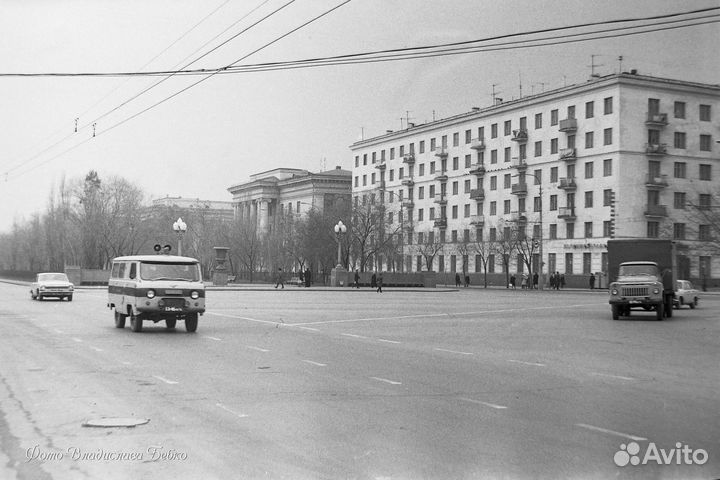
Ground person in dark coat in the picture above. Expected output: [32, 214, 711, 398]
[371, 272, 377, 288]
[455, 273, 461, 287]
[274, 268, 284, 289]
[304, 268, 312, 287]
[354, 269, 360, 289]
[559, 274, 565, 289]
[510, 274, 516, 289]
[589, 273, 596, 290]
[532, 272, 539, 289]
[464, 274, 470, 288]
[376, 272, 383, 293]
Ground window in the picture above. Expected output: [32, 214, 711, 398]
[354, 176, 359, 187]
[700, 134, 712, 152]
[534, 141, 542, 157]
[535, 113, 542, 129]
[584, 161, 594, 179]
[453, 132, 459, 147]
[504, 120, 511, 136]
[647, 221, 659, 238]
[550, 138, 558, 154]
[504, 174, 512, 189]
[452, 157, 459, 170]
[603, 159, 612, 176]
[478, 126, 485, 139]
[464, 204, 471, 218]
[603, 221, 612, 237]
[451, 205, 458, 219]
[699, 225, 711, 241]
[674, 132, 686, 149]
[648, 160, 661, 178]
[354, 156, 359, 167]
[362, 174, 367, 186]
[648, 129, 660, 145]
[566, 223, 575, 239]
[490, 176, 497, 190]
[519, 197, 526, 213]
[674, 192, 686, 209]
[549, 194, 558, 211]
[465, 154, 471, 168]
[464, 179, 471, 193]
[419, 164, 425, 177]
[430, 138, 436, 151]
[451, 230, 458, 243]
[429, 185, 435, 198]
[399, 145, 405, 157]
[603, 128, 612, 145]
[489, 228, 497, 241]
[452, 181, 458, 195]
[490, 149, 498, 164]
[603, 189, 613, 206]
[567, 134, 575, 149]
[491, 123, 498, 138]
[674, 162, 686, 178]
[476, 227, 483, 243]
[604, 96, 613, 114]
[490, 201, 497, 215]
[699, 193, 712, 209]
[648, 98, 660, 115]
[673, 223, 686, 240]
[390, 148, 395, 160]
[567, 105, 576, 119]
[533, 196, 541, 212]
[519, 116, 527, 130]
[585, 101, 594, 119]
[429, 207, 435, 220]
[565, 253, 574, 274]
[419, 140, 425, 153]
[441, 135, 447, 147]
[504, 199, 511, 214]
[418, 186, 424, 199]
[550, 109, 558, 125]
[583, 253, 592, 274]
[699, 164, 712, 180]
[700, 104, 711, 121]
[399, 167, 404, 179]
[363, 154, 368, 165]
[465, 130, 472, 144]
[504, 147, 511, 163]
[550, 166, 559, 183]
[674, 101, 686, 119]
[389, 170, 394, 182]
[585, 191, 593, 208]
[430, 161, 436, 174]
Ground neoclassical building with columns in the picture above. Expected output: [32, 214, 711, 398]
[227, 166, 352, 236]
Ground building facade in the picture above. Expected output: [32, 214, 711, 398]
[227, 167, 352, 236]
[150, 196, 235, 222]
[350, 72, 719, 284]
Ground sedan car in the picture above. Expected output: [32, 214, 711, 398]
[673, 279, 699, 309]
[30, 273, 74, 301]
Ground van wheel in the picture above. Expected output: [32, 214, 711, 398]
[130, 312, 143, 332]
[166, 318, 177, 329]
[114, 310, 126, 328]
[185, 313, 198, 333]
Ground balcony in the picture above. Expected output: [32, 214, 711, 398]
[433, 194, 447, 205]
[434, 217, 448, 229]
[469, 163, 486, 176]
[434, 171, 448, 182]
[511, 129, 528, 143]
[559, 147, 577, 162]
[374, 161, 386, 170]
[402, 199, 414, 209]
[470, 214, 485, 226]
[645, 143, 667, 156]
[401, 178, 414, 187]
[510, 213, 527, 225]
[558, 118, 577, 132]
[434, 145, 448, 158]
[645, 112, 668, 126]
[558, 207, 576, 220]
[402, 154, 415, 165]
[558, 177, 577, 190]
[645, 174, 668, 188]
[470, 138, 486, 150]
[511, 183, 528, 195]
[514, 160, 528, 171]
[644, 204, 668, 217]
[470, 188, 485, 200]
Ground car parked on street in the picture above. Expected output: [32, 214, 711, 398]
[30, 273, 74, 301]
[674, 280, 699, 309]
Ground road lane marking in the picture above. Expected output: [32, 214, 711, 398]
[90, 346, 103, 352]
[216, 403, 249, 418]
[377, 339, 401, 344]
[296, 326, 320, 332]
[153, 375, 179, 385]
[341, 333, 368, 339]
[206, 311, 281, 326]
[72, 337, 83, 343]
[370, 376, 402, 385]
[121, 361, 132, 366]
[246, 346, 269, 352]
[590, 372, 635, 381]
[434, 347, 474, 355]
[54, 329, 64, 334]
[458, 397, 508, 409]
[575, 423, 647, 441]
[203, 336, 222, 341]
[508, 359, 546, 367]
[302, 360, 327, 367]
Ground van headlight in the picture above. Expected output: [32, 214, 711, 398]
[146, 290, 156, 299]
[191, 291, 199, 299]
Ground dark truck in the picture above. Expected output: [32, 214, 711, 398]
[607, 239, 676, 320]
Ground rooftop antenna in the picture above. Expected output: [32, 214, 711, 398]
[617, 55, 624, 73]
[531, 82, 547, 95]
[491, 84, 501, 104]
[588, 54, 604, 78]
[405, 110, 414, 128]
[518, 72, 523, 99]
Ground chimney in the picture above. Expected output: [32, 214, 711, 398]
[335, 166, 341, 170]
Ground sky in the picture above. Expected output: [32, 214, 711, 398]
[0, 0, 718, 232]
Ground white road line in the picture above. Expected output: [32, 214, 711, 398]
[508, 359, 546, 367]
[121, 361, 132, 366]
[246, 346, 269, 352]
[370, 376, 402, 385]
[90, 346, 103, 352]
[590, 372, 635, 381]
[153, 375, 179, 385]
[72, 337, 82, 343]
[296, 326, 320, 332]
[575, 423, 647, 441]
[206, 311, 280, 326]
[458, 397, 508, 409]
[302, 360, 327, 367]
[341, 333, 368, 339]
[203, 336, 222, 341]
[434, 347, 474, 355]
[54, 329, 64, 334]
[377, 339, 401, 344]
[216, 403, 249, 418]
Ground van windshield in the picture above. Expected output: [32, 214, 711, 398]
[139, 262, 200, 281]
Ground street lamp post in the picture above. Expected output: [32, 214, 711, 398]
[513, 173, 544, 290]
[172, 217, 187, 256]
[331, 220, 348, 286]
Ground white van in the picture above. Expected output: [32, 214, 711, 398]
[107, 255, 206, 333]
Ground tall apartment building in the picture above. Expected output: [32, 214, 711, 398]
[350, 72, 719, 284]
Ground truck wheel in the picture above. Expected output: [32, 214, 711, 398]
[185, 313, 198, 333]
[130, 312, 143, 332]
[656, 302, 664, 320]
[665, 298, 673, 318]
[611, 305, 620, 320]
[166, 318, 177, 329]
[114, 310, 126, 328]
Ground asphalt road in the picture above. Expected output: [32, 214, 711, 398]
[0, 282, 718, 480]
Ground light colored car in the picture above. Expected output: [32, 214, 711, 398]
[674, 280, 699, 309]
[30, 273, 74, 301]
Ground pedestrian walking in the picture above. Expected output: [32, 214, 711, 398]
[533, 272, 539, 290]
[304, 268, 312, 287]
[274, 268, 284, 289]
[464, 274, 470, 288]
[560, 274, 565, 289]
[376, 272, 383, 293]
[555, 272, 561, 290]
[371, 272, 377, 288]
[354, 269, 360, 289]
[589, 273, 595, 289]
[521, 273, 528, 290]
[549, 272, 556, 289]
[510, 274, 516, 289]
[455, 273, 461, 287]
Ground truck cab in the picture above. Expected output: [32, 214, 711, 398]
[609, 261, 674, 320]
